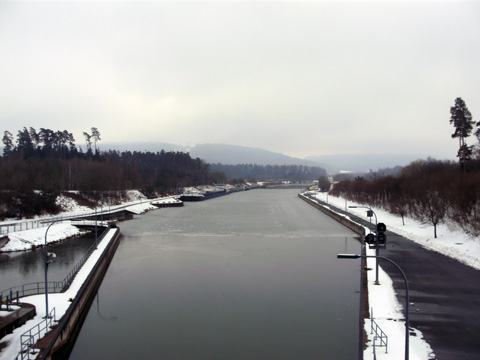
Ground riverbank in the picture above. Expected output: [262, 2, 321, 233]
[0, 227, 119, 359]
[300, 192, 435, 359]
[306, 190, 480, 360]
[0, 191, 177, 253]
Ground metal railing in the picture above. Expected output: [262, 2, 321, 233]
[0, 282, 64, 308]
[371, 308, 388, 356]
[15, 307, 56, 360]
[7, 227, 114, 360]
[0, 215, 80, 237]
[0, 226, 109, 305]
[0, 197, 152, 236]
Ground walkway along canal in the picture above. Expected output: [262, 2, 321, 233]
[303, 191, 480, 360]
[68, 189, 363, 360]
[0, 226, 121, 360]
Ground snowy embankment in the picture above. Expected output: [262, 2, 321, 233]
[311, 191, 480, 271]
[309, 191, 480, 360]
[0, 228, 117, 360]
[1, 223, 86, 253]
[363, 241, 435, 360]
[0, 190, 164, 253]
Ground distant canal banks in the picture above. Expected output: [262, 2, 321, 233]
[69, 188, 362, 360]
[2, 187, 362, 360]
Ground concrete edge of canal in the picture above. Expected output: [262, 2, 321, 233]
[36, 227, 121, 360]
[298, 193, 369, 360]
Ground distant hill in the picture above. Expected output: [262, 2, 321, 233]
[102, 142, 320, 166]
[189, 143, 321, 166]
[305, 153, 425, 173]
[101, 142, 424, 172]
[101, 141, 186, 153]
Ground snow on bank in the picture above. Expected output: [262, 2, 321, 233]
[125, 202, 158, 214]
[2, 190, 148, 224]
[0, 229, 117, 360]
[0, 191, 165, 253]
[363, 244, 435, 360]
[2, 223, 86, 252]
[55, 193, 93, 214]
[312, 191, 480, 271]
[305, 192, 438, 359]
[309, 190, 480, 359]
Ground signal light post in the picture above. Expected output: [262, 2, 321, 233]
[349, 205, 388, 284]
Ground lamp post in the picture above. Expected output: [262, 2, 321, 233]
[176, 182, 184, 196]
[107, 187, 120, 214]
[340, 187, 348, 213]
[337, 253, 410, 360]
[349, 205, 377, 225]
[94, 192, 98, 249]
[44, 220, 62, 318]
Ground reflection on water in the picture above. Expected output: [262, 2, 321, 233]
[68, 189, 362, 359]
[0, 233, 97, 291]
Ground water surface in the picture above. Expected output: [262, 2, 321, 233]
[69, 189, 361, 359]
[0, 233, 97, 291]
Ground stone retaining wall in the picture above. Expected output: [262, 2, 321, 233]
[298, 193, 365, 236]
[37, 227, 121, 360]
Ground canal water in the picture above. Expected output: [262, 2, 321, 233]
[68, 189, 362, 360]
[0, 232, 97, 292]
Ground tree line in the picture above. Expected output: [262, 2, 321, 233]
[2, 127, 103, 159]
[0, 126, 228, 219]
[328, 98, 480, 238]
[210, 163, 327, 183]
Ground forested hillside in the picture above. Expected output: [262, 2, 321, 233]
[330, 158, 480, 237]
[0, 127, 227, 219]
[211, 163, 326, 182]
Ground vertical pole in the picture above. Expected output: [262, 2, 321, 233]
[95, 196, 98, 249]
[95, 202, 98, 249]
[45, 233, 49, 317]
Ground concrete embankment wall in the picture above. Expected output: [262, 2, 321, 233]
[38, 227, 121, 360]
[299, 193, 368, 359]
[298, 193, 365, 236]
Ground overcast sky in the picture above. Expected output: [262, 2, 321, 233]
[1, 1, 479, 159]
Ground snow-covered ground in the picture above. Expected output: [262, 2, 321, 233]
[311, 191, 480, 271]
[308, 190, 480, 360]
[0, 190, 169, 253]
[1, 223, 87, 253]
[0, 228, 118, 360]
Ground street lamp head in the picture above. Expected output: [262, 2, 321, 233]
[337, 254, 361, 259]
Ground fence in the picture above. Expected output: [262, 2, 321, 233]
[0, 198, 146, 237]
[1, 226, 109, 306]
[370, 308, 388, 357]
[7, 227, 112, 360]
[16, 308, 56, 360]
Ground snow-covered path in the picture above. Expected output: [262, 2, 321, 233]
[0, 228, 118, 360]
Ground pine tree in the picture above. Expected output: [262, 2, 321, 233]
[91, 127, 101, 155]
[2, 130, 14, 156]
[450, 97, 474, 170]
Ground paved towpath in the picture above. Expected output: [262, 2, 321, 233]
[305, 194, 480, 360]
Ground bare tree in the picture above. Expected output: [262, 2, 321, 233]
[413, 190, 447, 238]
